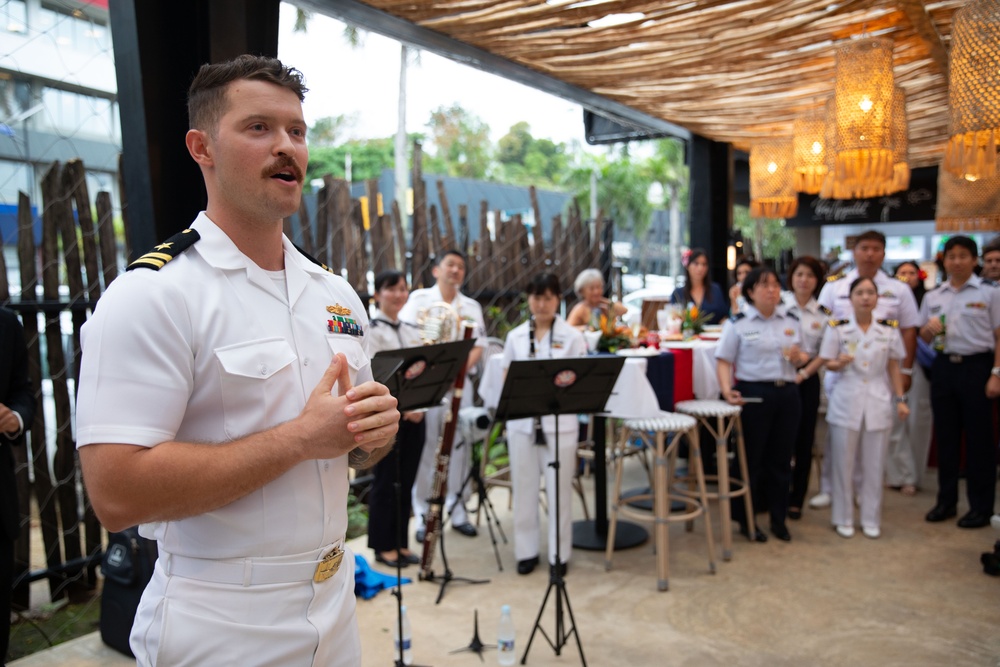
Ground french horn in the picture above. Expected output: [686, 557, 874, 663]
[417, 301, 460, 345]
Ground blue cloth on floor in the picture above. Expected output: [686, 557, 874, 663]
[354, 554, 411, 600]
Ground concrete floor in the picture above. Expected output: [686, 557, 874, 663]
[9, 461, 1000, 667]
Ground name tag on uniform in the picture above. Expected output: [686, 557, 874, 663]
[966, 302, 987, 310]
[929, 305, 942, 314]
[741, 330, 761, 341]
[552, 338, 565, 349]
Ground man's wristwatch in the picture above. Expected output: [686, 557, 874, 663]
[900, 367, 913, 376]
[894, 395, 908, 405]
[991, 366, 1000, 378]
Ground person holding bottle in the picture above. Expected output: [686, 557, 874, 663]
[919, 236, 1000, 529]
[716, 265, 807, 542]
[501, 273, 587, 575]
[820, 276, 909, 539]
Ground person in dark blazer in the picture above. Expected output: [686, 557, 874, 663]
[1, 307, 35, 666]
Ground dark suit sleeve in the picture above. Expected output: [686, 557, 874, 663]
[2, 309, 35, 433]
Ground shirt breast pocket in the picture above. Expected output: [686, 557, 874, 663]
[326, 335, 370, 392]
[215, 338, 297, 439]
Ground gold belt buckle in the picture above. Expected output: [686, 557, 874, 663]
[314, 547, 344, 583]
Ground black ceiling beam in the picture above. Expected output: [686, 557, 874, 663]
[294, 0, 691, 143]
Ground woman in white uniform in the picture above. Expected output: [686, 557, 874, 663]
[501, 273, 587, 575]
[819, 276, 909, 539]
[367, 270, 425, 567]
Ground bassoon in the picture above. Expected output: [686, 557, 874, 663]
[419, 321, 475, 579]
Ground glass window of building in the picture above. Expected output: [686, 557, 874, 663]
[37, 3, 111, 55]
[0, 158, 32, 208]
[38, 86, 119, 142]
[2, 0, 27, 34]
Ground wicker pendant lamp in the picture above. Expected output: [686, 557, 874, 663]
[750, 137, 797, 219]
[888, 85, 910, 193]
[833, 37, 895, 188]
[936, 167, 1000, 231]
[793, 106, 828, 194]
[944, 0, 1000, 182]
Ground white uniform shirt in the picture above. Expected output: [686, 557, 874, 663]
[369, 310, 422, 354]
[918, 275, 1000, 355]
[398, 284, 487, 349]
[715, 305, 802, 382]
[782, 292, 829, 358]
[76, 213, 372, 559]
[501, 317, 588, 434]
[819, 318, 905, 431]
[818, 269, 920, 328]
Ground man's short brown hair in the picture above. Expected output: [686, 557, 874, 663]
[187, 54, 308, 133]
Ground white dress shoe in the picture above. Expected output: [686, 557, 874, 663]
[991, 514, 1000, 530]
[809, 493, 831, 509]
[835, 524, 855, 538]
[862, 525, 880, 539]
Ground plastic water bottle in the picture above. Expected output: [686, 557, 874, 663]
[394, 604, 413, 665]
[497, 604, 516, 665]
[933, 314, 947, 352]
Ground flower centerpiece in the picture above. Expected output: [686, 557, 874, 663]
[681, 302, 710, 338]
[596, 313, 633, 353]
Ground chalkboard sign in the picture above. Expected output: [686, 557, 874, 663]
[786, 166, 937, 227]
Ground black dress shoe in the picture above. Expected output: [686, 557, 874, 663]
[414, 529, 426, 543]
[374, 552, 409, 568]
[788, 507, 802, 521]
[739, 524, 768, 543]
[770, 522, 792, 542]
[452, 523, 478, 537]
[925, 504, 957, 522]
[517, 556, 539, 575]
[401, 552, 420, 565]
[957, 510, 991, 528]
[550, 561, 568, 577]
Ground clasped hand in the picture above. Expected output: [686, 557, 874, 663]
[825, 353, 854, 372]
[298, 353, 399, 461]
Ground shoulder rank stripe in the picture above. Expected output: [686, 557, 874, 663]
[829, 318, 849, 327]
[877, 318, 899, 328]
[127, 229, 200, 271]
[294, 243, 335, 274]
[729, 312, 746, 322]
[826, 273, 844, 282]
[785, 311, 799, 321]
[819, 305, 832, 316]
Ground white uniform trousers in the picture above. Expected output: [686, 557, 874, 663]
[412, 402, 472, 532]
[132, 546, 360, 666]
[818, 373, 862, 497]
[829, 419, 890, 530]
[884, 367, 932, 488]
[508, 427, 577, 564]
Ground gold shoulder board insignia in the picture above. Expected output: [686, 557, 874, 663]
[878, 319, 899, 328]
[327, 304, 352, 316]
[127, 229, 200, 271]
[826, 273, 843, 283]
[819, 305, 832, 316]
[830, 318, 849, 327]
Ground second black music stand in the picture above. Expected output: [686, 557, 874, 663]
[373, 337, 476, 667]
[494, 355, 624, 667]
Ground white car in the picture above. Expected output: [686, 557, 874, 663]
[621, 281, 678, 323]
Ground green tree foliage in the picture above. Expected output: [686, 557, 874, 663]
[646, 138, 688, 212]
[306, 138, 396, 187]
[496, 122, 569, 187]
[564, 148, 654, 236]
[425, 104, 492, 179]
[733, 206, 796, 261]
[308, 114, 356, 147]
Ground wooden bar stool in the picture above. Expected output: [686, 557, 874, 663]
[605, 410, 716, 591]
[674, 400, 754, 561]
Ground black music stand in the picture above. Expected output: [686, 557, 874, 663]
[373, 338, 476, 667]
[495, 355, 624, 667]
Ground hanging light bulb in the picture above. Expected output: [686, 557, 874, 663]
[833, 37, 895, 189]
[793, 104, 829, 194]
[750, 137, 797, 219]
[944, 0, 1000, 181]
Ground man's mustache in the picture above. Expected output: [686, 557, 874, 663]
[262, 156, 304, 183]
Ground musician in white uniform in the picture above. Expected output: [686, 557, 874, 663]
[400, 250, 487, 540]
[819, 276, 909, 539]
[810, 231, 919, 509]
[75, 56, 399, 666]
[501, 273, 587, 575]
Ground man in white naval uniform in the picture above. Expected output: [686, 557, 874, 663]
[399, 250, 487, 540]
[76, 55, 399, 667]
[809, 231, 919, 509]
